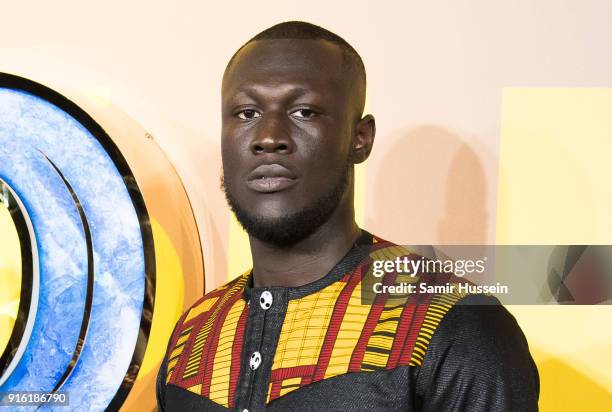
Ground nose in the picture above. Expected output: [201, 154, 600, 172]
[250, 113, 295, 155]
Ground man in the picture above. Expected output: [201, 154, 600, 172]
[157, 21, 539, 411]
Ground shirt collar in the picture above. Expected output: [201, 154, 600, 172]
[242, 229, 374, 301]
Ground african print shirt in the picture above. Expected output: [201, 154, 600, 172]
[157, 230, 539, 411]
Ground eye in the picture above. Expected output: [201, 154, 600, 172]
[291, 108, 317, 119]
[237, 109, 261, 120]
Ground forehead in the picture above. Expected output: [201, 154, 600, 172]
[222, 39, 346, 98]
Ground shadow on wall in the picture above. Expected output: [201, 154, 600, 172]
[367, 125, 492, 245]
[367, 125, 612, 410]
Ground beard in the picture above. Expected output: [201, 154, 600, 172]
[221, 158, 352, 248]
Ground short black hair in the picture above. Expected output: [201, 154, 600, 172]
[224, 21, 367, 116]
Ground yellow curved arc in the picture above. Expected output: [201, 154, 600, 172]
[137, 218, 185, 378]
[0, 203, 22, 355]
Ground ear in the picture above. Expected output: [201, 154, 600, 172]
[351, 114, 376, 164]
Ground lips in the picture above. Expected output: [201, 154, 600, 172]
[246, 164, 298, 193]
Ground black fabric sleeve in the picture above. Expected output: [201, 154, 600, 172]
[415, 294, 540, 411]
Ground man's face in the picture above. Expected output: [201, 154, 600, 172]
[221, 39, 357, 246]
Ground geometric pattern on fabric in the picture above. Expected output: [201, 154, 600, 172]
[165, 272, 250, 408]
[409, 291, 468, 366]
[164, 235, 472, 407]
[265, 237, 470, 403]
[271, 280, 346, 371]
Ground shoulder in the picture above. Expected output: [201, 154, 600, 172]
[431, 294, 526, 343]
[162, 272, 250, 369]
[416, 294, 540, 411]
[363, 236, 537, 377]
[171, 271, 250, 339]
[356, 235, 485, 367]
[422, 294, 534, 364]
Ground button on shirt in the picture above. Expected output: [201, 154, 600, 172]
[259, 291, 273, 310]
[157, 230, 539, 411]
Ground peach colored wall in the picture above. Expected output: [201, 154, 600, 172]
[3, 1, 610, 288]
[2, 2, 612, 410]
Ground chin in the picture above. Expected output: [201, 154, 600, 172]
[251, 210, 298, 226]
[248, 198, 302, 219]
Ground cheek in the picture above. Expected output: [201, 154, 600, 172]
[299, 152, 347, 195]
[221, 156, 243, 191]
[298, 121, 351, 158]
[220, 146, 233, 175]
[221, 136, 247, 176]
[304, 137, 351, 172]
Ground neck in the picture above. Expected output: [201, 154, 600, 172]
[249, 195, 360, 288]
